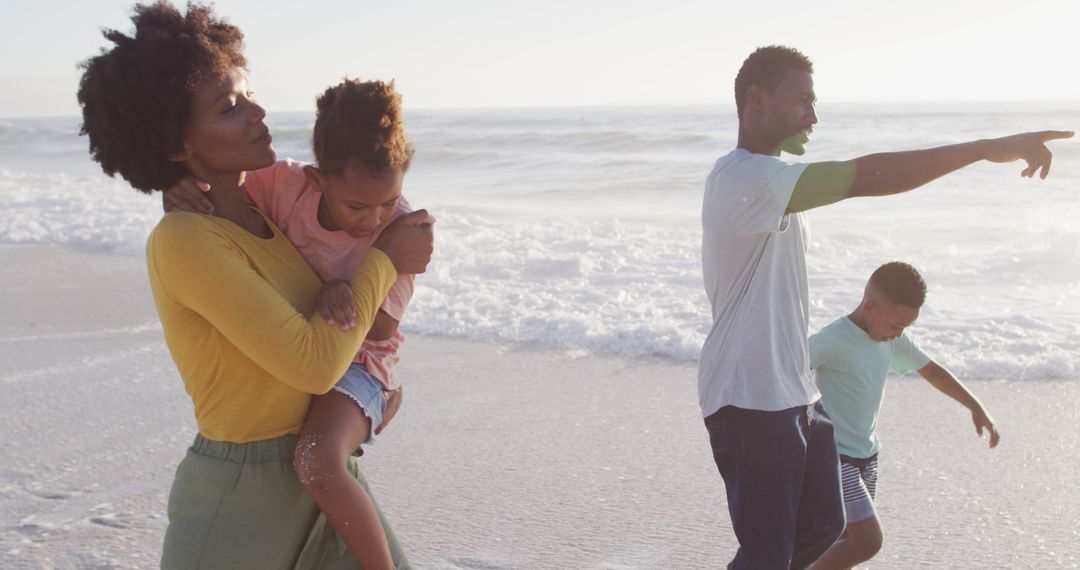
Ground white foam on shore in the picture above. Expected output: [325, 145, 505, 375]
[398, 209, 1080, 380]
[0, 167, 160, 256]
[2, 106, 1078, 380]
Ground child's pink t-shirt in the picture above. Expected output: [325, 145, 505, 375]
[243, 159, 413, 391]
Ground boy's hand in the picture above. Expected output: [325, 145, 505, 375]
[315, 280, 356, 330]
[972, 408, 1000, 449]
[162, 175, 214, 214]
[374, 387, 402, 435]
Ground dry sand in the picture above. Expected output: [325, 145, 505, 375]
[1, 244, 1077, 569]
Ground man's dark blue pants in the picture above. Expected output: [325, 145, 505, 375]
[705, 401, 846, 569]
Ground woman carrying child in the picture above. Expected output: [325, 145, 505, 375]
[77, 3, 432, 567]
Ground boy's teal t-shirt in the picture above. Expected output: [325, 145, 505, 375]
[809, 316, 931, 459]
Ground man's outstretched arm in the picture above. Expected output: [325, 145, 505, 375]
[787, 130, 1073, 213]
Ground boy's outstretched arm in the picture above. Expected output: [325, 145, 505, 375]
[787, 130, 1074, 213]
[917, 360, 1000, 448]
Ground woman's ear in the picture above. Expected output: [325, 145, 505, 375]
[169, 144, 192, 162]
[303, 164, 326, 193]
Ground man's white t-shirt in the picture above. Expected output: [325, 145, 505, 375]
[699, 148, 820, 417]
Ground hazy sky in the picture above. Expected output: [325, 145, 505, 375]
[4, 0, 1077, 117]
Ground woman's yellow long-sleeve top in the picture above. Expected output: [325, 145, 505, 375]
[145, 211, 397, 443]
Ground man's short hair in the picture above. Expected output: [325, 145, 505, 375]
[870, 261, 927, 308]
[734, 46, 814, 118]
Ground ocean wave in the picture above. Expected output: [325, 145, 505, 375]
[2, 105, 1078, 379]
[409, 128, 718, 155]
[0, 168, 160, 255]
[395, 212, 1080, 380]
[0, 180, 1075, 379]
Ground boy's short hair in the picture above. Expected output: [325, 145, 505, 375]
[77, 1, 246, 193]
[312, 78, 415, 177]
[870, 261, 927, 308]
[734, 45, 814, 119]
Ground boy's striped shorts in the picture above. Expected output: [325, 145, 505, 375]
[839, 453, 879, 523]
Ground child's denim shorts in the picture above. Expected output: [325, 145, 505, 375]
[331, 362, 387, 445]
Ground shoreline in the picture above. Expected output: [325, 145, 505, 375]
[1, 243, 1077, 569]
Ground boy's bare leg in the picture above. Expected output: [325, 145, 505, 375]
[295, 391, 393, 570]
[808, 516, 883, 570]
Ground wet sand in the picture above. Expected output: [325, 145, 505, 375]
[1, 244, 1077, 568]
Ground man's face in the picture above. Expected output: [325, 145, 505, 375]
[762, 69, 818, 156]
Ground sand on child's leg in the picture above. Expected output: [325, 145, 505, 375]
[294, 390, 393, 570]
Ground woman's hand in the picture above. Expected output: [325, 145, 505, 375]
[372, 209, 435, 275]
[162, 175, 214, 214]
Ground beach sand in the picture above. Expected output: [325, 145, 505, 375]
[1, 244, 1077, 569]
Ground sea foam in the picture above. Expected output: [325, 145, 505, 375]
[1, 105, 1078, 379]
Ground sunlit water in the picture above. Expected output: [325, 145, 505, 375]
[2, 102, 1077, 379]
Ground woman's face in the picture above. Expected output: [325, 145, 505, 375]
[181, 67, 276, 175]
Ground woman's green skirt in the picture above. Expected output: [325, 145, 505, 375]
[161, 434, 410, 569]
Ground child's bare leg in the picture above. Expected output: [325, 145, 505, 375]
[808, 516, 883, 570]
[294, 391, 392, 570]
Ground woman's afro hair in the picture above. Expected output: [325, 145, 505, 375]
[77, 1, 246, 192]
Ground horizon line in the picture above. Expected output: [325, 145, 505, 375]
[4, 98, 1079, 121]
